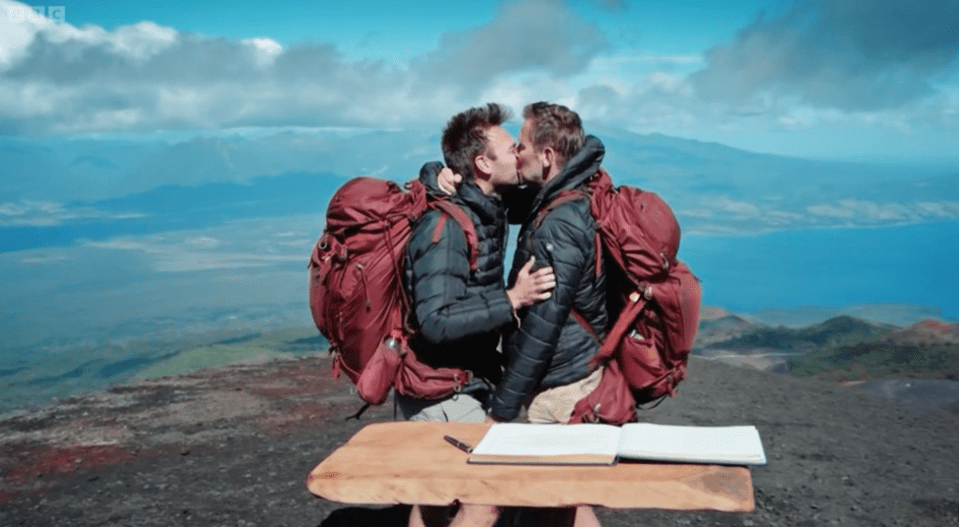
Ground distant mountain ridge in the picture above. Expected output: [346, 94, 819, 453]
[694, 315, 896, 353]
[0, 170, 339, 253]
[693, 313, 760, 347]
[883, 320, 959, 347]
[3, 128, 957, 232]
[698, 308, 959, 383]
[741, 303, 953, 328]
[695, 303, 952, 348]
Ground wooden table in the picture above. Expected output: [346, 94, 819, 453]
[306, 422, 755, 512]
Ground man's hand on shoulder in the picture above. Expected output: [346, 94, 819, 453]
[437, 167, 462, 195]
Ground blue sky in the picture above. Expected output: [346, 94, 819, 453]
[2, 0, 958, 159]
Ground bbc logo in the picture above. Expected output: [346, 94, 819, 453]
[7, 5, 66, 23]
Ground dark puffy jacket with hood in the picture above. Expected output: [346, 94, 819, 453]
[403, 162, 515, 390]
[490, 136, 609, 421]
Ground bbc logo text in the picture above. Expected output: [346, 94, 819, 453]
[7, 5, 66, 23]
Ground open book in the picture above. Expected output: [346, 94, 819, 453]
[467, 423, 767, 466]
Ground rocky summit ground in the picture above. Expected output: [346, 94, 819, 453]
[1, 354, 957, 527]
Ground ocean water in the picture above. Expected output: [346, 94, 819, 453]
[679, 221, 959, 320]
[3, 219, 957, 416]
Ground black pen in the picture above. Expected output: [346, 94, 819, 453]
[443, 435, 473, 454]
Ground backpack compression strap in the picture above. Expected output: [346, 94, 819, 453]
[533, 179, 651, 366]
[530, 186, 610, 357]
[429, 199, 480, 272]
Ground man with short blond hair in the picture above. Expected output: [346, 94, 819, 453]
[488, 101, 609, 527]
[489, 101, 607, 426]
[520, 101, 586, 167]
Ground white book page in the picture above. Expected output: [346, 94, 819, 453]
[471, 423, 622, 458]
[617, 424, 767, 465]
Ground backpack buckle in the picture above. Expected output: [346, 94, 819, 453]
[630, 285, 652, 302]
[585, 404, 602, 423]
[452, 370, 473, 392]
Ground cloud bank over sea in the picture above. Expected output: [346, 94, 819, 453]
[1, 0, 957, 158]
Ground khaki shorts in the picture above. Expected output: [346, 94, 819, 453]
[395, 392, 487, 423]
[524, 368, 603, 424]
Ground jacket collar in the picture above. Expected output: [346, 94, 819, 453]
[416, 161, 502, 224]
[526, 135, 605, 221]
[456, 179, 502, 224]
[418, 161, 447, 197]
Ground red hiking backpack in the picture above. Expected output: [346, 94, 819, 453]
[308, 177, 479, 408]
[533, 168, 702, 425]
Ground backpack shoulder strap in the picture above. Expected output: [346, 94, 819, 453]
[533, 187, 603, 277]
[531, 186, 607, 341]
[532, 189, 590, 230]
[428, 199, 479, 272]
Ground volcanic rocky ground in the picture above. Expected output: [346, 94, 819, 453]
[1, 354, 957, 526]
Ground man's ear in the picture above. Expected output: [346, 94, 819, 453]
[473, 154, 492, 179]
[540, 146, 556, 170]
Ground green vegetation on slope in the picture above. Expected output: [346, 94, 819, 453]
[701, 315, 958, 381]
[715, 315, 893, 351]
[130, 327, 328, 380]
[2, 327, 329, 416]
[788, 343, 959, 382]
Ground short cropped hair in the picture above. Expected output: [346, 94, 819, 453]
[522, 102, 585, 167]
[442, 103, 513, 180]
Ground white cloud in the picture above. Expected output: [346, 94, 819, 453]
[81, 233, 299, 271]
[762, 209, 805, 226]
[0, 0, 606, 135]
[564, 0, 959, 152]
[108, 22, 178, 61]
[2, 0, 956, 159]
[677, 208, 714, 219]
[151, 253, 300, 273]
[632, 55, 702, 65]
[75, 216, 317, 273]
[82, 234, 302, 272]
[688, 0, 959, 112]
[185, 236, 221, 248]
[243, 38, 283, 68]
[679, 194, 959, 234]
[82, 239, 154, 252]
[0, 199, 146, 227]
[916, 201, 959, 218]
[805, 199, 959, 225]
[806, 203, 856, 219]
[714, 197, 761, 217]
[412, 0, 605, 95]
[18, 253, 68, 265]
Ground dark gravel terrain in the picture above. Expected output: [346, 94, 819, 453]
[1, 354, 957, 526]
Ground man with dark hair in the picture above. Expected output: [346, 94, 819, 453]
[487, 101, 609, 527]
[441, 102, 514, 181]
[401, 102, 555, 527]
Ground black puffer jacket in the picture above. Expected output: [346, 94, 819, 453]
[403, 162, 514, 387]
[490, 136, 609, 421]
